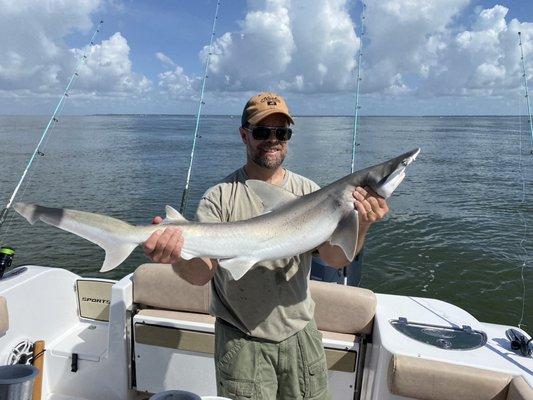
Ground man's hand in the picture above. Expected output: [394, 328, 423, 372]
[352, 186, 389, 226]
[143, 216, 184, 264]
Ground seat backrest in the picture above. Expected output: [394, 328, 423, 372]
[133, 264, 210, 313]
[388, 354, 514, 400]
[0, 296, 8, 336]
[310, 280, 376, 335]
[507, 376, 533, 400]
[133, 264, 377, 335]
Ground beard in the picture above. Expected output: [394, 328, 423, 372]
[252, 145, 287, 169]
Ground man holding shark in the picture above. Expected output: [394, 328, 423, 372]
[143, 92, 390, 399]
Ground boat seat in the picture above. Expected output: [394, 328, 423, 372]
[133, 263, 376, 337]
[388, 354, 533, 400]
[0, 296, 8, 337]
[508, 376, 533, 400]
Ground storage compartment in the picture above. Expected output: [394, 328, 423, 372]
[134, 321, 217, 396]
[390, 318, 487, 350]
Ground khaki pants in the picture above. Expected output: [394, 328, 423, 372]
[214, 319, 330, 400]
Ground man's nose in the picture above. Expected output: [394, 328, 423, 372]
[265, 128, 280, 142]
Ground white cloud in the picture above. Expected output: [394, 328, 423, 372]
[0, 0, 151, 101]
[0, 0, 100, 93]
[1, 0, 532, 115]
[74, 32, 152, 96]
[158, 66, 199, 98]
[202, 0, 359, 93]
[198, 0, 532, 104]
[422, 6, 533, 96]
[362, 0, 469, 94]
[155, 52, 176, 68]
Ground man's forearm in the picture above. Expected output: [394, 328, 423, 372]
[172, 257, 217, 286]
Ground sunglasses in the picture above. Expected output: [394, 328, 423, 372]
[245, 125, 293, 141]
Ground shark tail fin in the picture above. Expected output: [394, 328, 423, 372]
[14, 203, 42, 225]
[14, 202, 139, 273]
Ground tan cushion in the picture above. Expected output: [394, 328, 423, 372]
[0, 297, 8, 336]
[310, 280, 376, 335]
[137, 309, 215, 325]
[133, 264, 376, 335]
[133, 264, 211, 314]
[507, 376, 533, 400]
[389, 354, 512, 400]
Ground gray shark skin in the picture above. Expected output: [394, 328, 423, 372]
[14, 148, 420, 280]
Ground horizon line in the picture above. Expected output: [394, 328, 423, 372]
[0, 113, 530, 118]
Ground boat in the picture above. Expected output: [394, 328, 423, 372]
[0, 3, 532, 399]
[0, 261, 531, 399]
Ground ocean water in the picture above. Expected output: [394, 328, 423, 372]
[0, 115, 531, 329]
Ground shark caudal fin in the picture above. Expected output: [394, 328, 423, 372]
[14, 203, 47, 225]
[14, 202, 139, 273]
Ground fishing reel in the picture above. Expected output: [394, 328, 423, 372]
[505, 328, 532, 357]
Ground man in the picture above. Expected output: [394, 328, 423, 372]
[143, 92, 388, 399]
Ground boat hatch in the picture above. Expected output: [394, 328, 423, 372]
[390, 318, 487, 350]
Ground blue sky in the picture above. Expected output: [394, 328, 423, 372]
[1, 0, 533, 115]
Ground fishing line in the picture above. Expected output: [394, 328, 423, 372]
[516, 31, 530, 329]
[0, 20, 104, 242]
[179, 1, 221, 215]
[516, 93, 528, 330]
[518, 31, 533, 154]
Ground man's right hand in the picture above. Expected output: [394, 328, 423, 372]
[143, 216, 184, 264]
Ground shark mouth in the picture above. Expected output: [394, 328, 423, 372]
[374, 149, 420, 199]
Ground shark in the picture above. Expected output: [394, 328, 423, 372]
[14, 148, 420, 280]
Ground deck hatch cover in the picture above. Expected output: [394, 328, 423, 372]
[390, 319, 487, 350]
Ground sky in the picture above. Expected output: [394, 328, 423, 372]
[0, 0, 532, 116]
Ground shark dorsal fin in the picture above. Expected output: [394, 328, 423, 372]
[164, 205, 188, 222]
[245, 180, 298, 212]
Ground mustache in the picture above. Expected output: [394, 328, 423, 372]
[258, 145, 283, 151]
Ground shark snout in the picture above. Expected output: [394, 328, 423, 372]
[372, 148, 420, 198]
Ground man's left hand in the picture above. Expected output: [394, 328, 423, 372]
[353, 186, 389, 225]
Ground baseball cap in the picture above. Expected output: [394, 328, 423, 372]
[241, 92, 294, 127]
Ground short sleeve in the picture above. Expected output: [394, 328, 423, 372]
[309, 180, 320, 193]
[195, 190, 223, 223]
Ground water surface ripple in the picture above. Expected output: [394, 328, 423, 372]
[0, 115, 531, 328]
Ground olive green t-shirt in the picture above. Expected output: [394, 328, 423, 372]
[196, 167, 320, 342]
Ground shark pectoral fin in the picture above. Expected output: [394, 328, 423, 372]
[99, 243, 138, 272]
[164, 205, 188, 223]
[218, 257, 257, 280]
[329, 211, 359, 262]
[245, 180, 298, 212]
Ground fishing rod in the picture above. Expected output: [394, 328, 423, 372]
[179, 1, 221, 215]
[344, 1, 367, 286]
[0, 20, 104, 229]
[518, 31, 533, 154]
[351, 1, 366, 173]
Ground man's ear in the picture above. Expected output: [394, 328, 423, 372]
[239, 127, 247, 144]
